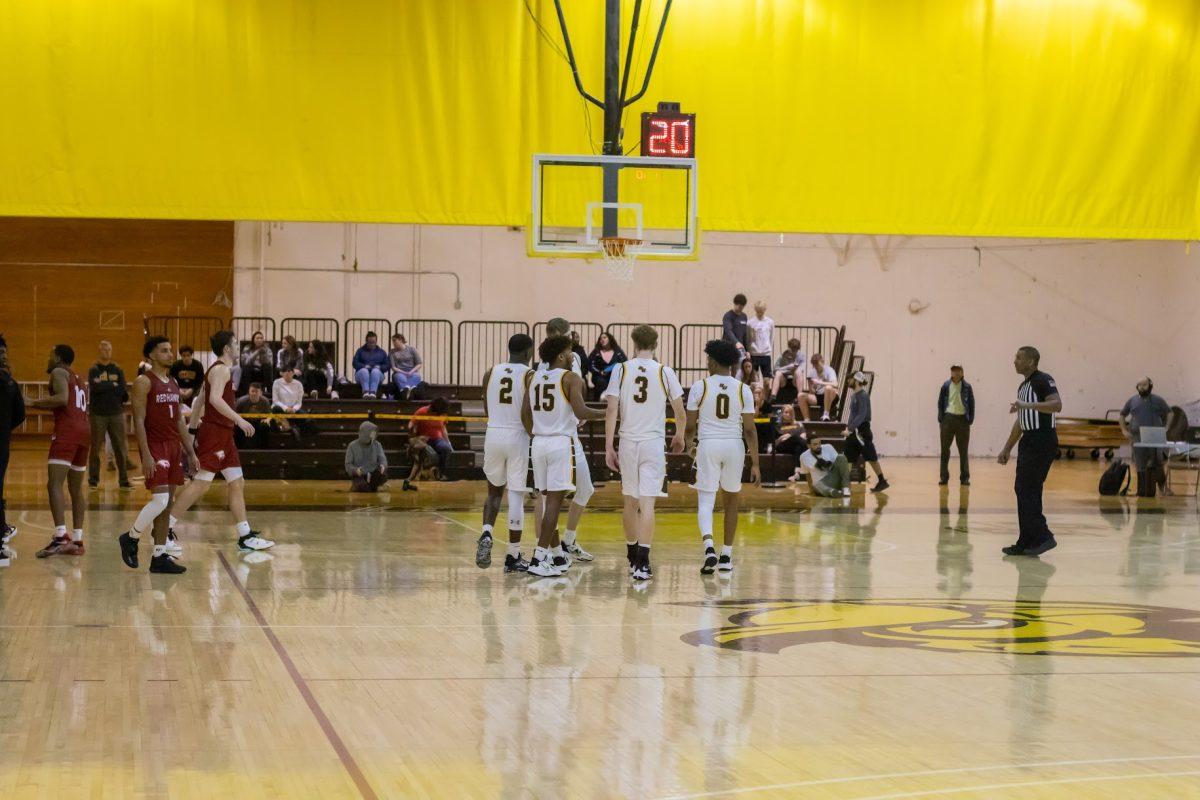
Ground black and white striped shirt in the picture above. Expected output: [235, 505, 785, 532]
[1018, 370, 1058, 433]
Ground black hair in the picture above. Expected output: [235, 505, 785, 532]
[180, 344, 194, 355]
[249, 382, 264, 391]
[508, 333, 534, 355]
[1018, 345, 1041, 366]
[210, 330, 236, 357]
[538, 335, 573, 366]
[53, 344, 75, 365]
[733, 293, 747, 306]
[0, 333, 7, 349]
[143, 335, 170, 359]
[430, 396, 449, 413]
[365, 331, 378, 339]
[704, 339, 741, 369]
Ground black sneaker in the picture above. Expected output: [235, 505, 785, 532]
[717, 554, 733, 573]
[88, 480, 99, 489]
[1001, 543, 1026, 556]
[938, 479, 949, 486]
[871, 478, 891, 494]
[504, 553, 529, 573]
[632, 562, 653, 581]
[402, 480, 418, 492]
[1022, 537, 1057, 557]
[118, 531, 140, 569]
[552, 554, 570, 573]
[149, 553, 186, 574]
[960, 479, 970, 487]
[475, 535, 493, 568]
[701, 549, 718, 575]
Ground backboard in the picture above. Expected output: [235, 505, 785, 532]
[530, 153, 698, 258]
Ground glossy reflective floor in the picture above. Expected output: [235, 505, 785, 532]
[2, 450, 1199, 799]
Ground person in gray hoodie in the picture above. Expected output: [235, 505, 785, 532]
[346, 421, 388, 492]
[842, 372, 889, 493]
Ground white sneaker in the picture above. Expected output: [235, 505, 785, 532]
[842, 488, 851, 497]
[165, 530, 183, 557]
[238, 533, 275, 551]
[527, 558, 560, 577]
[0, 546, 12, 567]
[331, 391, 340, 399]
[2, 524, 16, 543]
[821, 413, 831, 421]
[564, 541, 593, 561]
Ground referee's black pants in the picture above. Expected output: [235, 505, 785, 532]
[0, 439, 10, 532]
[1015, 431, 1057, 547]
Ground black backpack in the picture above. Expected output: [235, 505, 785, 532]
[1098, 459, 1130, 496]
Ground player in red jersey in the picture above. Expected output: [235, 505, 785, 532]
[117, 336, 199, 574]
[167, 330, 274, 551]
[30, 345, 90, 557]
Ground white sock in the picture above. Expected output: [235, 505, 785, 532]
[481, 524, 494, 538]
[554, 545, 565, 559]
[534, 546, 548, 562]
[702, 534, 715, 553]
[722, 545, 733, 558]
[506, 542, 520, 558]
[562, 529, 577, 546]
[71, 529, 83, 543]
[235, 521, 251, 537]
[55, 525, 67, 539]
[152, 544, 166, 557]
[169, 515, 179, 528]
[698, 492, 716, 537]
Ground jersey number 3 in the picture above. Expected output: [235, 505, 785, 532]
[715, 393, 730, 419]
[532, 383, 556, 412]
[633, 376, 649, 404]
[497, 377, 513, 405]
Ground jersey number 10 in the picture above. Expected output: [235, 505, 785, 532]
[73, 386, 87, 412]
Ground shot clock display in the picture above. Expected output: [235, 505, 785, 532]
[640, 106, 695, 158]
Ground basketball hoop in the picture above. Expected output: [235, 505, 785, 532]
[599, 236, 641, 282]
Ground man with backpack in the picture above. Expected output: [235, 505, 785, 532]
[1119, 378, 1170, 497]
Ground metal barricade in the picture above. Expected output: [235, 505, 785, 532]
[280, 317, 340, 375]
[457, 321, 530, 385]
[531, 321, 604, 354]
[230, 317, 277, 348]
[145, 316, 225, 370]
[392, 319, 453, 385]
[677, 323, 723, 386]
[773, 325, 840, 369]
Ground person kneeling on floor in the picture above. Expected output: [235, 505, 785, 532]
[799, 437, 852, 498]
[346, 421, 388, 492]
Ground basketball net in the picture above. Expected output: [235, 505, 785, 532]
[599, 236, 641, 282]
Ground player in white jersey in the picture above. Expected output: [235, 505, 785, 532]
[685, 340, 760, 575]
[532, 317, 593, 562]
[475, 333, 535, 573]
[522, 335, 605, 577]
[603, 325, 686, 581]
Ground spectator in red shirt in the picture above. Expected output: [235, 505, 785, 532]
[409, 396, 453, 480]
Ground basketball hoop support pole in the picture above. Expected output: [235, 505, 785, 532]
[602, 0, 621, 238]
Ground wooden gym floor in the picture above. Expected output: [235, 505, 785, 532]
[1, 446, 1199, 799]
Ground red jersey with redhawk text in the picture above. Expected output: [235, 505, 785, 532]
[202, 364, 236, 429]
[52, 370, 90, 445]
[144, 371, 181, 443]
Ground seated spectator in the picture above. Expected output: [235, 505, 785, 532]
[738, 357, 766, 411]
[587, 332, 627, 400]
[352, 331, 388, 398]
[389, 334, 423, 399]
[768, 405, 807, 481]
[409, 396, 453, 480]
[799, 353, 839, 421]
[302, 339, 336, 398]
[169, 345, 205, 408]
[271, 370, 305, 435]
[346, 421, 389, 492]
[275, 335, 304, 378]
[569, 332, 588, 375]
[238, 331, 274, 396]
[234, 382, 272, 447]
[799, 437, 851, 497]
[767, 339, 806, 405]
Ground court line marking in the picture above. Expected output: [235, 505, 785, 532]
[428, 510, 479, 533]
[653, 754, 1200, 799]
[850, 769, 1200, 799]
[216, 552, 378, 800]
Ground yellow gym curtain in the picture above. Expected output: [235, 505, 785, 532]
[1, 0, 1197, 238]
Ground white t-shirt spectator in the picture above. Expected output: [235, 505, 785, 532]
[271, 377, 305, 411]
[799, 444, 839, 484]
[747, 316, 774, 358]
[807, 363, 838, 388]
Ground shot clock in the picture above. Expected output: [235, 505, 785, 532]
[640, 102, 695, 158]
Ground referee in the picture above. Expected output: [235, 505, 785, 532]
[996, 346, 1061, 556]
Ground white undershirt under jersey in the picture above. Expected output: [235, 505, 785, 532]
[485, 362, 530, 431]
[603, 358, 683, 443]
[687, 375, 754, 440]
[530, 367, 579, 437]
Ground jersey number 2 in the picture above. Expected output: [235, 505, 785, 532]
[715, 393, 730, 419]
[497, 377, 513, 405]
[533, 383, 555, 412]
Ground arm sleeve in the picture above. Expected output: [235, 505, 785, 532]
[937, 384, 946, 421]
[601, 363, 623, 399]
[412, 348, 422, 367]
[686, 380, 703, 411]
[1120, 399, 1132, 416]
[664, 367, 684, 400]
[352, 348, 364, 370]
[1032, 373, 1056, 400]
[721, 312, 736, 343]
